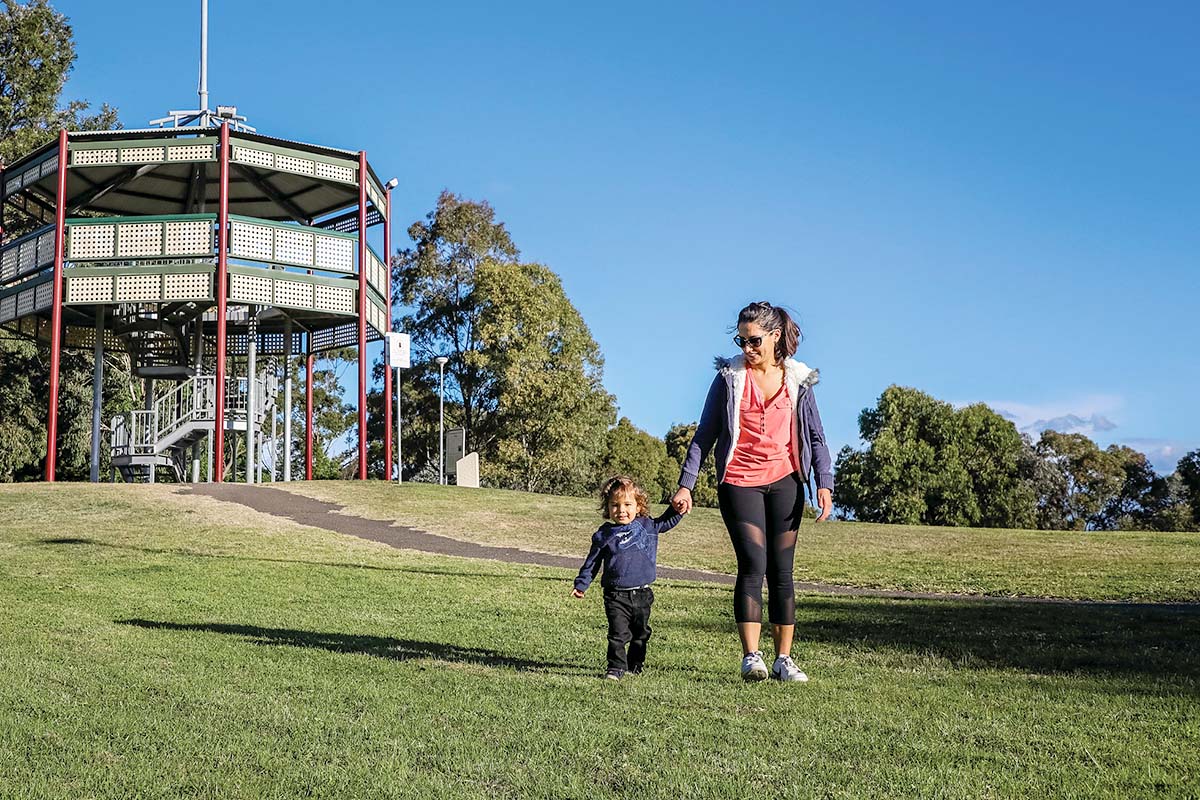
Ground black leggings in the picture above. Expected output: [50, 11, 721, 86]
[718, 473, 803, 625]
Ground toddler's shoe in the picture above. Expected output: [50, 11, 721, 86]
[741, 651, 769, 682]
[603, 669, 624, 681]
[771, 654, 809, 682]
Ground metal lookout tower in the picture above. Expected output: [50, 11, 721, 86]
[0, 0, 397, 483]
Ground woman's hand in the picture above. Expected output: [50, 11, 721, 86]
[670, 487, 693, 515]
[816, 488, 833, 521]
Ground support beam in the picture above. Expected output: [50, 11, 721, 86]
[305, 350, 314, 481]
[214, 123, 230, 481]
[245, 306, 257, 484]
[90, 309, 104, 482]
[356, 151, 368, 480]
[383, 184, 393, 479]
[283, 319, 292, 481]
[45, 129, 68, 482]
[232, 163, 308, 225]
[66, 163, 161, 214]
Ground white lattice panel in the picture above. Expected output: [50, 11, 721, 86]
[229, 222, 273, 261]
[167, 144, 215, 161]
[37, 231, 54, 263]
[1, 248, 17, 281]
[230, 273, 273, 304]
[314, 284, 354, 314]
[16, 289, 34, 316]
[120, 146, 166, 163]
[73, 149, 119, 166]
[0, 296, 14, 322]
[233, 147, 273, 168]
[274, 279, 314, 308]
[67, 275, 114, 303]
[165, 220, 212, 255]
[275, 154, 315, 175]
[68, 226, 116, 260]
[34, 281, 52, 310]
[116, 223, 163, 258]
[40, 156, 58, 176]
[367, 183, 383, 211]
[18, 240, 35, 273]
[314, 236, 354, 272]
[164, 273, 210, 299]
[5, 177, 21, 194]
[274, 228, 314, 265]
[115, 274, 161, 302]
[315, 161, 354, 182]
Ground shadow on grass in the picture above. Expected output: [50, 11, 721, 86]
[117, 618, 587, 674]
[37, 536, 569, 583]
[690, 596, 1200, 680]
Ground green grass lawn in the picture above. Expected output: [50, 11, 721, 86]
[276, 481, 1200, 602]
[1, 484, 1198, 799]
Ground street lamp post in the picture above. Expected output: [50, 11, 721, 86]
[435, 356, 448, 485]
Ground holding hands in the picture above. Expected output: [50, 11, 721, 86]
[670, 487, 692, 515]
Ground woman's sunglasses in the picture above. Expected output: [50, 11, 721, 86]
[733, 334, 771, 349]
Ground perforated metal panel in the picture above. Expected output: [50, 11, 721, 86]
[37, 231, 54, 262]
[314, 284, 354, 314]
[116, 223, 163, 258]
[273, 279, 314, 309]
[0, 296, 14, 322]
[167, 144, 215, 161]
[232, 147, 273, 168]
[67, 275, 114, 304]
[115, 274, 161, 302]
[120, 146, 166, 163]
[314, 161, 354, 183]
[16, 289, 35, 316]
[73, 149, 119, 166]
[229, 221, 273, 261]
[41, 155, 58, 176]
[5, 177, 21, 194]
[314, 235, 354, 272]
[275, 154, 315, 175]
[274, 228, 314, 265]
[311, 322, 358, 351]
[230, 273, 273, 304]
[68, 226, 116, 260]
[21, 166, 40, 185]
[164, 273, 211, 300]
[18, 240, 35, 273]
[1, 248, 17, 281]
[164, 220, 213, 255]
[34, 282, 52, 310]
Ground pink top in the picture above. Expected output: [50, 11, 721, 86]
[722, 376, 797, 487]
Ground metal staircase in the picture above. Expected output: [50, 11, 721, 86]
[111, 372, 278, 482]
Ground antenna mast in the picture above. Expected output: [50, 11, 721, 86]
[149, 0, 254, 131]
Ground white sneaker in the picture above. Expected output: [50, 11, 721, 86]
[771, 654, 809, 682]
[741, 651, 769, 682]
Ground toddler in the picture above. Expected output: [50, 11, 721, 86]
[571, 475, 683, 679]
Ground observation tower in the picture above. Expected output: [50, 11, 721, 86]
[0, 2, 395, 483]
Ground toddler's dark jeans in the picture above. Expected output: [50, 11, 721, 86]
[603, 586, 654, 673]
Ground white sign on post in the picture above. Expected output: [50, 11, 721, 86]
[384, 332, 410, 369]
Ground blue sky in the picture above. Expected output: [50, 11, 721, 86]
[57, 1, 1198, 472]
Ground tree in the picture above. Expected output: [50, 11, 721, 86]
[834, 386, 1036, 527]
[475, 259, 615, 495]
[1093, 445, 1161, 531]
[1031, 431, 1125, 530]
[599, 417, 675, 503]
[1, 0, 124, 481]
[664, 422, 718, 508]
[286, 352, 355, 480]
[392, 191, 519, 461]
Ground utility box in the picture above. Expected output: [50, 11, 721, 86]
[446, 427, 466, 477]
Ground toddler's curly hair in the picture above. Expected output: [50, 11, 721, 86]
[598, 475, 650, 520]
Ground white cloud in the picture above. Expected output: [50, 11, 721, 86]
[981, 395, 1124, 439]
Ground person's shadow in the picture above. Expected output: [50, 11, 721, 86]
[118, 619, 587, 675]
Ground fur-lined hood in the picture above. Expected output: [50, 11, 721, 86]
[713, 354, 820, 391]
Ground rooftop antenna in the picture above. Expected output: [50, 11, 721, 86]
[149, 0, 255, 132]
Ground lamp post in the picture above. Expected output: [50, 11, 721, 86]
[435, 356, 448, 485]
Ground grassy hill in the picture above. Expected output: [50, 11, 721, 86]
[1, 483, 1197, 798]
[278, 481, 1200, 602]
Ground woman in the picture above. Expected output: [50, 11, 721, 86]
[671, 301, 833, 683]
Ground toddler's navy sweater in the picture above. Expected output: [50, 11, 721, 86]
[573, 509, 682, 592]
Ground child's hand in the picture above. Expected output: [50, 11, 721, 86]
[571, 588, 586, 599]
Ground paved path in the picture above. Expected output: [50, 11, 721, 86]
[184, 483, 1200, 610]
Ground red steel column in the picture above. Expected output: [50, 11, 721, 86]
[305, 351, 315, 480]
[214, 123, 230, 481]
[356, 152, 368, 479]
[44, 129, 68, 482]
[383, 185, 393, 479]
